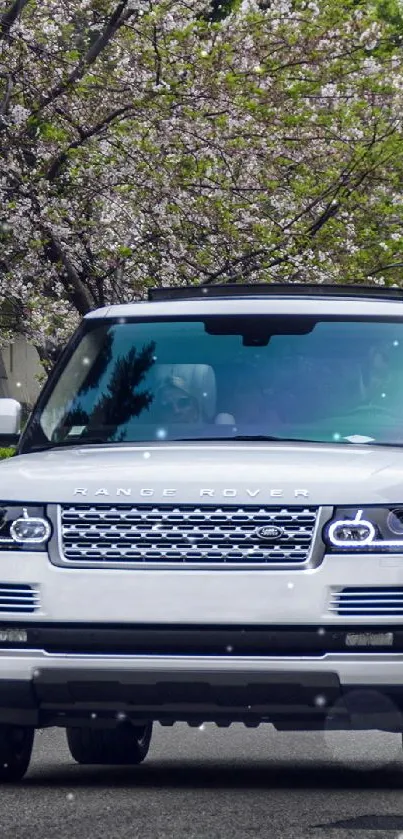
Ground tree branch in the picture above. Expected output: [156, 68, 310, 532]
[46, 106, 134, 181]
[0, 74, 13, 117]
[369, 262, 403, 275]
[152, 23, 162, 87]
[42, 231, 94, 314]
[33, 1, 135, 115]
[0, 0, 29, 39]
[201, 248, 271, 285]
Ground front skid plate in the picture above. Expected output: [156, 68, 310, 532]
[1, 671, 403, 730]
[31, 667, 340, 714]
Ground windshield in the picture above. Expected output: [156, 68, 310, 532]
[21, 315, 403, 449]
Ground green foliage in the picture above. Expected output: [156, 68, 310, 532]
[201, 0, 240, 21]
[0, 448, 15, 459]
[376, 0, 403, 29]
[3, 0, 403, 351]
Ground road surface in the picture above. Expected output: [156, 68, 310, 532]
[3, 724, 403, 839]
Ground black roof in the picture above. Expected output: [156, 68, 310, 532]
[148, 283, 403, 303]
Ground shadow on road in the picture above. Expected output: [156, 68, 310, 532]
[23, 759, 403, 790]
[315, 813, 403, 831]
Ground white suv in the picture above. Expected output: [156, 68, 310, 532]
[0, 282, 402, 780]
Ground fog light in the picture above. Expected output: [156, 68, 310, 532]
[346, 632, 394, 647]
[0, 629, 27, 643]
[10, 510, 51, 544]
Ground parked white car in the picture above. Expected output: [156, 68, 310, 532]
[0, 282, 402, 779]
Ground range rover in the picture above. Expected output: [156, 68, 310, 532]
[0, 283, 402, 779]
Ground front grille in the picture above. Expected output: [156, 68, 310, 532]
[330, 587, 403, 617]
[59, 504, 319, 567]
[0, 584, 40, 613]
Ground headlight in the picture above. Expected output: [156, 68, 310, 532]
[325, 507, 403, 552]
[0, 505, 51, 551]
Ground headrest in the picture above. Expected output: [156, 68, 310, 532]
[152, 364, 217, 420]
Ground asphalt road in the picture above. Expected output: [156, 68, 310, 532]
[3, 725, 403, 839]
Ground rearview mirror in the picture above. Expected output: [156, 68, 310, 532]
[204, 316, 316, 339]
[0, 399, 21, 444]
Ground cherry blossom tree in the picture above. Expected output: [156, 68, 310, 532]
[1, 0, 403, 355]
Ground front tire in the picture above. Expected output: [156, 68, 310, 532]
[0, 725, 34, 782]
[66, 722, 153, 765]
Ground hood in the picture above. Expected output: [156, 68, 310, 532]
[0, 442, 403, 505]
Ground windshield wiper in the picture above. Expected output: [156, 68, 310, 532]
[172, 435, 329, 443]
[27, 434, 367, 452]
[232, 435, 312, 442]
[28, 437, 107, 452]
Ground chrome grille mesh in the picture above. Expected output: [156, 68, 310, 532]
[59, 504, 319, 566]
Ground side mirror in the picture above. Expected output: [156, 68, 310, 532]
[0, 399, 21, 445]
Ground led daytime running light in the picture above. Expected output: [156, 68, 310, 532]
[328, 510, 375, 548]
[327, 509, 403, 549]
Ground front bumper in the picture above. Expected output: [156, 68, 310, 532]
[3, 550, 403, 625]
[1, 549, 403, 729]
[2, 647, 403, 731]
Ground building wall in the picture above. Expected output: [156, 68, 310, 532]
[0, 337, 45, 408]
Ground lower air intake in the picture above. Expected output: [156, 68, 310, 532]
[0, 584, 40, 613]
[330, 587, 403, 617]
